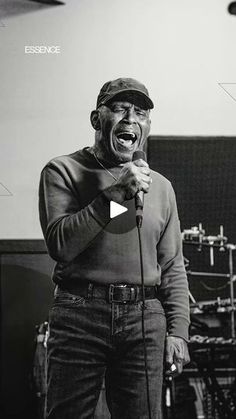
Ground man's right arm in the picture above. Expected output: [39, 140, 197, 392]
[39, 158, 151, 263]
[39, 163, 111, 263]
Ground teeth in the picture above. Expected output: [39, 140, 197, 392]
[117, 132, 136, 141]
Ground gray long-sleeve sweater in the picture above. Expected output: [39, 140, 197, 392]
[39, 147, 190, 341]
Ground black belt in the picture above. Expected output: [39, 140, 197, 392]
[60, 282, 158, 304]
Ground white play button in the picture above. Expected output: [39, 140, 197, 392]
[110, 201, 128, 219]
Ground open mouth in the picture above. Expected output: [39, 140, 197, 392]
[116, 132, 137, 148]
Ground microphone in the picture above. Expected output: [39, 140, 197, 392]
[132, 150, 146, 228]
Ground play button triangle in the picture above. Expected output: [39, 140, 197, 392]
[110, 201, 128, 219]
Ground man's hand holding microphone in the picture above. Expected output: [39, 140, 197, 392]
[104, 151, 151, 204]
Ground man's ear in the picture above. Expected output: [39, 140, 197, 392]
[90, 110, 101, 131]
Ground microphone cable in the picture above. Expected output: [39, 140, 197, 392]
[137, 223, 152, 419]
[133, 149, 152, 418]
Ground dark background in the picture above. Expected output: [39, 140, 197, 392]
[147, 136, 236, 304]
[0, 241, 54, 419]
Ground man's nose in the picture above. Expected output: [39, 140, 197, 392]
[123, 107, 137, 123]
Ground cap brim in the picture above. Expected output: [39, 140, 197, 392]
[99, 89, 154, 110]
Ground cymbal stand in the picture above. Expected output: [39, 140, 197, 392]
[227, 243, 236, 338]
[182, 224, 236, 338]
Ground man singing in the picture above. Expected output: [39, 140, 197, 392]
[39, 77, 190, 419]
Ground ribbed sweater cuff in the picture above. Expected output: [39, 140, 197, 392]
[167, 317, 190, 342]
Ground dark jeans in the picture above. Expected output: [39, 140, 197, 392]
[46, 286, 167, 419]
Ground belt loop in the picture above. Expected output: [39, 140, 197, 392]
[134, 286, 139, 302]
[108, 284, 114, 303]
[87, 282, 94, 299]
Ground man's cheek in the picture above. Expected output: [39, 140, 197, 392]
[142, 126, 151, 141]
[103, 121, 115, 136]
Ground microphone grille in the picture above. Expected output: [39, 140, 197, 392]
[132, 150, 146, 162]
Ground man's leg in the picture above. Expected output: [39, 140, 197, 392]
[106, 299, 166, 419]
[45, 288, 110, 419]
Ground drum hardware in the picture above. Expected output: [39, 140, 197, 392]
[189, 335, 236, 419]
[190, 334, 236, 346]
[182, 224, 236, 338]
[191, 359, 236, 419]
[182, 224, 227, 266]
[190, 298, 236, 315]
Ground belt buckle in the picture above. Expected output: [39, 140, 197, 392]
[108, 284, 137, 303]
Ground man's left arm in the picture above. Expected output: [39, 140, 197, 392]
[157, 183, 190, 375]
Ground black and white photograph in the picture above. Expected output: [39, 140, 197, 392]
[1, 1, 236, 418]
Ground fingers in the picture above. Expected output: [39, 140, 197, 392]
[165, 344, 174, 367]
[173, 356, 184, 375]
[137, 173, 152, 193]
[133, 158, 149, 168]
[183, 347, 190, 365]
[138, 167, 151, 176]
[175, 362, 183, 376]
[130, 162, 151, 192]
[132, 160, 151, 177]
[116, 161, 152, 200]
[165, 336, 190, 377]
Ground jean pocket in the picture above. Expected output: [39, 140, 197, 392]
[52, 287, 86, 308]
[137, 298, 165, 314]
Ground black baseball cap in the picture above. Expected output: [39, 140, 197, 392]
[96, 77, 154, 110]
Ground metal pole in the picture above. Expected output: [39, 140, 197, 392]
[187, 271, 230, 279]
[228, 245, 235, 338]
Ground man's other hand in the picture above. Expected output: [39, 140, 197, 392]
[165, 336, 190, 376]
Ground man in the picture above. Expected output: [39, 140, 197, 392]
[39, 77, 190, 419]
